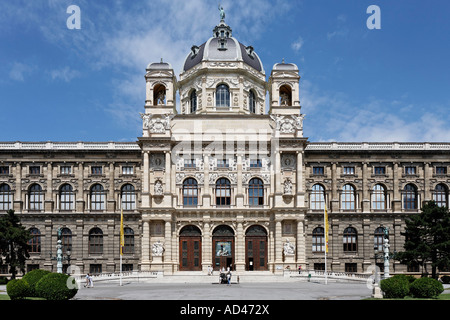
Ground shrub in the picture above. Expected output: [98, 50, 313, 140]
[6, 279, 30, 300]
[22, 269, 51, 297]
[35, 273, 78, 300]
[380, 275, 410, 299]
[409, 277, 444, 299]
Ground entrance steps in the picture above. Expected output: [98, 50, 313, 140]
[144, 271, 295, 283]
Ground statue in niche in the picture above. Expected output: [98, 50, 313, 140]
[154, 180, 163, 195]
[284, 179, 293, 195]
[280, 92, 290, 106]
[157, 89, 166, 105]
[283, 239, 295, 256]
[152, 240, 164, 256]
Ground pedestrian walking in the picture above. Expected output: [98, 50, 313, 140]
[227, 270, 232, 286]
[84, 273, 90, 288]
[88, 273, 94, 288]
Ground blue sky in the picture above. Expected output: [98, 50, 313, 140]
[1, 0, 449, 142]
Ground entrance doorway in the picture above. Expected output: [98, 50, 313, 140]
[212, 225, 235, 271]
[179, 225, 202, 271]
[245, 225, 268, 271]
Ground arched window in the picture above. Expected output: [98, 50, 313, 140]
[249, 90, 256, 113]
[341, 184, 356, 211]
[216, 84, 230, 107]
[343, 227, 357, 252]
[121, 184, 136, 211]
[403, 184, 418, 210]
[123, 227, 135, 254]
[310, 184, 325, 210]
[60, 184, 74, 211]
[89, 228, 103, 254]
[61, 227, 72, 254]
[190, 90, 197, 113]
[433, 183, 448, 207]
[0, 183, 12, 211]
[312, 227, 325, 252]
[29, 184, 43, 211]
[216, 178, 231, 206]
[90, 184, 105, 211]
[248, 178, 264, 206]
[372, 184, 386, 210]
[374, 227, 385, 252]
[183, 178, 198, 207]
[28, 228, 41, 253]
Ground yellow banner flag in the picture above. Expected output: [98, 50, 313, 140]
[324, 204, 329, 253]
[120, 208, 124, 256]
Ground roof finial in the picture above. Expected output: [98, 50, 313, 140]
[218, 3, 225, 21]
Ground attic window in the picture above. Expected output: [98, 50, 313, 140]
[218, 39, 227, 50]
[245, 46, 255, 59]
[191, 45, 199, 58]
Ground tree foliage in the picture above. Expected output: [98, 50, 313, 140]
[0, 210, 31, 279]
[396, 201, 450, 278]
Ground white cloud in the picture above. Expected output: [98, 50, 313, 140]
[9, 62, 33, 81]
[291, 37, 304, 52]
[50, 67, 81, 82]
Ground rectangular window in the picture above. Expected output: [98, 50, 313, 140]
[343, 166, 355, 175]
[29, 166, 40, 175]
[91, 166, 102, 175]
[184, 159, 196, 168]
[217, 159, 229, 168]
[0, 166, 9, 175]
[60, 166, 72, 175]
[122, 166, 134, 175]
[436, 166, 447, 175]
[312, 166, 324, 175]
[374, 166, 385, 175]
[345, 263, 357, 273]
[405, 166, 416, 175]
[250, 159, 262, 168]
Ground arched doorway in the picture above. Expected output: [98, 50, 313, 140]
[245, 225, 268, 271]
[212, 225, 235, 271]
[179, 225, 202, 271]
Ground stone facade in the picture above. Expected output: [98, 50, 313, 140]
[1, 17, 449, 276]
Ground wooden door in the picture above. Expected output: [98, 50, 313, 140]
[179, 236, 202, 271]
[246, 236, 268, 271]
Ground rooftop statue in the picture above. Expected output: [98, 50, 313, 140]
[218, 4, 225, 20]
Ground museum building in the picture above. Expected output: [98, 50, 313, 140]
[1, 16, 450, 276]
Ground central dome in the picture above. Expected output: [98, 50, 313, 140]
[182, 20, 264, 73]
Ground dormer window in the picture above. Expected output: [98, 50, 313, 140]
[190, 90, 197, 113]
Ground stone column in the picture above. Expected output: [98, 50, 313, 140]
[164, 220, 173, 274]
[235, 217, 245, 272]
[107, 162, 115, 212]
[141, 220, 151, 271]
[296, 219, 305, 267]
[202, 218, 212, 272]
[392, 162, 401, 211]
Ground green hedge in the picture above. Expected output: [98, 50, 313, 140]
[35, 273, 78, 300]
[380, 275, 410, 298]
[6, 279, 30, 300]
[409, 277, 444, 299]
[22, 269, 51, 297]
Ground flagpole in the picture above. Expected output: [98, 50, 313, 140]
[324, 204, 328, 285]
[120, 208, 124, 286]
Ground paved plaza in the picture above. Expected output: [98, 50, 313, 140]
[72, 280, 373, 301]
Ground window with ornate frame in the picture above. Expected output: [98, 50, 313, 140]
[183, 178, 198, 207]
[371, 184, 386, 210]
[248, 178, 264, 206]
[312, 227, 325, 252]
[341, 184, 356, 211]
[216, 84, 230, 107]
[0, 183, 12, 211]
[28, 228, 41, 253]
[343, 227, 357, 252]
[60, 184, 74, 211]
[403, 183, 418, 210]
[215, 178, 231, 206]
[310, 184, 325, 210]
[123, 227, 135, 254]
[89, 228, 103, 254]
[190, 90, 197, 113]
[121, 184, 136, 210]
[29, 184, 43, 211]
[90, 184, 105, 211]
[433, 183, 448, 207]
[249, 90, 256, 113]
